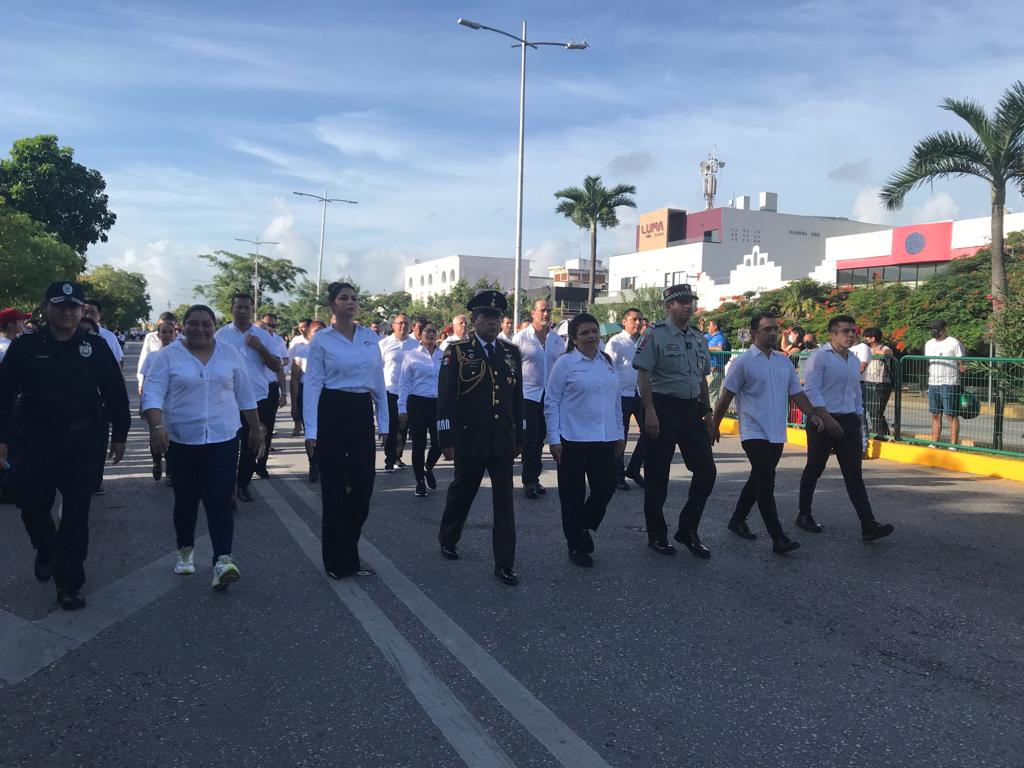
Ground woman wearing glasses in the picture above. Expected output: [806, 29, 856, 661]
[303, 283, 389, 578]
[398, 318, 444, 497]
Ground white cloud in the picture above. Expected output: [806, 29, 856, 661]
[914, 192, 960, 222]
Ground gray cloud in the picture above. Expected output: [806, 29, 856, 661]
[828, 158, 871, 184]
[606, 151, 655, 178]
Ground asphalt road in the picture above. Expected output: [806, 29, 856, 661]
[2, 342, 1022, 768]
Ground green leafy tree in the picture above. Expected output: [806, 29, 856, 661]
[360, 290, 413, 327]
[0, 135, 117, 254]
[554, 175, 637, 304]
[406, 279, 508, 329]
[880, 81, 1024, 352]
[193, 250, 306, 317]
[602, 286, 666, 326]
[80, 264, 153, 331]
[0, 202, 83, 309]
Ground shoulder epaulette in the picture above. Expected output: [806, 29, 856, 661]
[450, 337, 473, 346]
[651, 321, 666, 329]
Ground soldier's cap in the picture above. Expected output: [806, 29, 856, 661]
[466, 289, 508, 315]
[663, 283, 698, 303]
[44, 281, 86, 306]
[0, 307, 31, 325]
[928, 318, 948, 331]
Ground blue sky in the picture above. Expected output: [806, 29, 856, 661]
[2, 0, 1022, 314]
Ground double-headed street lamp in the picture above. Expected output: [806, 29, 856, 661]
[235, 236, 279, 310]
[293, 190, 358, 320]
[457, 17, 588, 327]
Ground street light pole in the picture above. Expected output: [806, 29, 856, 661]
[293, 190, 358, 320]
[235, 236, 279, 310]
[457, 17, 587, 329]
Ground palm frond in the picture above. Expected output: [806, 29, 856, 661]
[941, 97, 995, 149]
[993, 80, 1024, 143]
[880, 131, 993, 210]
[553, 185, 586, 202]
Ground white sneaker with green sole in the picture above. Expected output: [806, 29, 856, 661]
[174, 547, 195, 575]
[211, 555, 240, 590]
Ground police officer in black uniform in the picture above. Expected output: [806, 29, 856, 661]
[437, 290, 525, 586]
[0, 281, 130, 610]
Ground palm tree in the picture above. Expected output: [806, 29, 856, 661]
[880, 81, 1024, 344]
[554, 175, 637, 304]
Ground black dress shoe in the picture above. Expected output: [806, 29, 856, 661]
[568, 549, 594, 567]
[56, 589, 86, 611]
[772, 536, 801, 554]
[415, 481, 427, 497]
[236, 485, 254, 503]
[674, 530, 711, 559]
[425, 469, 437, 490]
[396, 459, 407, 469]
[862, 521, 895, 541]
[383, 464, 396, 473]
[795, 514, 823, 533]
[524, 485, 538, 500]
[494, 566, 519, 586]
[647, 540, 676, 556]
[615, 480, 630, 491]
[34, 552, 55, 582]
[535, 483, 546, 495]
[440, 544, 460, 561]
[255, 468, 270, 480]
[625, 471, 645, 489]
[580, 530, 595, 554]
[727, 519, 757, 540]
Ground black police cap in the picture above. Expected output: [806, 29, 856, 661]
[467, 289, 508, 314]
[44, 281, 86, 306]
[663, 283, 698, 303]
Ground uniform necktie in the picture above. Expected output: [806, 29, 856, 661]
[485, 342, 495, 365]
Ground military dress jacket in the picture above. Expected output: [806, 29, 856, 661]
[437, 336, 525, 458]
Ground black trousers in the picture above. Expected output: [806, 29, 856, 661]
[732, 440, 785, 539]
[799, 412, 876, 525]
[167, 439, 238, 565]
[522, 397, 546, 487]
[237, 395, 275, 486]
[406, 394, 442, 483]
[557, 440, 618, 552]
[439, 454, 516, 569]
[617, 395, 646, 480]
[292, 378, 304, 431]
[255, 384, 280, 474]
[864, 382, 893, 437]
[17, 422, 101, 592]
[642, 394, 717, 543]
[384, 392, 408, 466]
[318, 390, 377, 576]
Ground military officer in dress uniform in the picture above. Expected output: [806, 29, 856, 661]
[437, 290, 525, 586]
[0, 281, 130, 610]
[633, 284, 718, 559]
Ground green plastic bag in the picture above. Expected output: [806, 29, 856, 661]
[957, 390, 980, 420]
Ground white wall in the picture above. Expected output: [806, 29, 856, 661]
[403, 255, 532, 302]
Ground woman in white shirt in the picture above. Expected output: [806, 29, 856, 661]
[141, 305, 263, 590]
[303, 283, 389, 579]
[544, 313, 625, 567]
[398, 318, 444, 497]
[139, 320, 178, 481]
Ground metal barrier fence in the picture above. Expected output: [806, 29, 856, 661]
[708, 350, 1024, 459]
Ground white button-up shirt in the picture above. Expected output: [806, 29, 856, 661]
[140, 340, 257, 446]
[723, 347, 803, 444]
[398, 344, 442, 412]
[802, 343, 863, 415]
[98, 326, 123, 365]
[290, 339, 309, 373]
[544, 349, 624, 444]
[605, 329, 641, 397]
[214, 322, 275, 401]
[302, 325, 388, 440]
[511, 324, 566, 402]
[137, 331, 165, 384]
[379, 334, 419, 394]
[263, 333, 289, 382]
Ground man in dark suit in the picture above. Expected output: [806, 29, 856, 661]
[437, 290, 525, 586]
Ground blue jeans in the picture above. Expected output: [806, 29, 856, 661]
[928, 385, 959, 415]
[167, 439, 239, 564]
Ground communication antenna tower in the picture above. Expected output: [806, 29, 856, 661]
[699, 148, 725, 209]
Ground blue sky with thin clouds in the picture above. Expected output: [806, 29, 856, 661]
[2, 0, 1022, 314]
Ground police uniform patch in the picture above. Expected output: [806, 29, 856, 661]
[79, 342, 92, 358]
[62, 283, 73, 295]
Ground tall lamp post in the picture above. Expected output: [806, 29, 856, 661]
[456, 17, 587, 329]
[293, 190, 358, 320]
[235, 236, 279, 310]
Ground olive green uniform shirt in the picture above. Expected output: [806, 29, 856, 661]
[632, 320, 711, 399]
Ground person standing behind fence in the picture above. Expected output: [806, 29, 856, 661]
[606, 307, 646, 491]
[925, 318, 966, 448]
[142, 304, 262, 589]
[861, 328, 894, 438]
[545, 314, 624, 567]
[797, 314, 895, 542]
[398, 319, 444, 498]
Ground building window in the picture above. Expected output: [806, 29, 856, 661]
[408, 278, 413, 288]
[450, 270, 456, 282]
[428, 274, 433, 286]
[672, 271, 688, 284]
[620, 276, 635, 290]
[441, 271, 446, 283]
[420, 276, 424, 286]
[664, 272, 671, 287]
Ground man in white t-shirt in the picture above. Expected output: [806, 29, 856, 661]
[850, 335, 873, 453]
[440, 314, 468, 351]
[924, 318, 966, 447]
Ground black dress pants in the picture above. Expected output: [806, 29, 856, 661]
[255, 383, 280, 475]
[522, 397, 546, 487]
[237, 395, 274, 487]
[556, 440, 617, 552]
[731, 440, 785, 539]
[617, 395, 646, 480]
[642, 394, 717, 543]
[799, 412, 876, 525]
[406, 394, 442, 483]
[17, 422, 101, 592]
[317, 390, 376, 576]
[384, 391, 408, 466]
[439, 454, 516, 569]
[864, 383, 893, 437]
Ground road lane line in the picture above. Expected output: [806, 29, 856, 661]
[256, 480, 518, 768]
[280, 477, 615, 768]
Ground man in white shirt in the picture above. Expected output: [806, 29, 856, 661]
[850, 334, 873, 453]
[498, 314, 514, 343]
[797, 314, 894, 542]
[255, 312, 290, 478]
[289, 319, 311, 350]
[214, 293, 284, 501]
[605, 307, 646, 490]
[379, 313, 419, 471]
[511, 299, 566, 498]
[83, 299, 124, 369]
[440, 314, 469, 351]
[925, 318, 966, 447]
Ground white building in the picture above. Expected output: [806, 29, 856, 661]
[403, 255, 534, 302]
